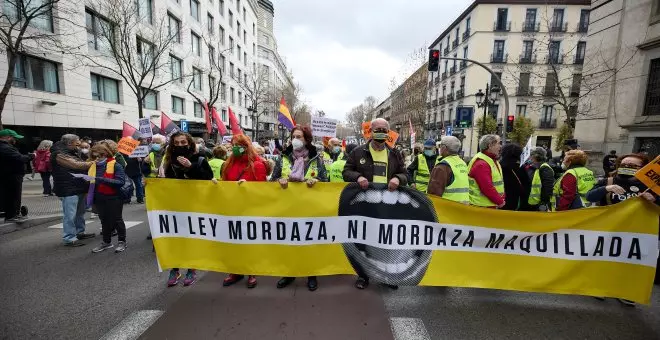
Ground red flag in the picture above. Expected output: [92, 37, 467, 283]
[203, 101, 212, 134]
[228, 106, 243, 135]
[122, 122, 140, 139]
[160, 112, 179, 137]
[150, 121, 161, 135]
[211, 106, 227, 136]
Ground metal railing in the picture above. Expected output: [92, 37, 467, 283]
[550, 22, 568, 32]
[432, 99, 438, 106]
[452, 39, 459, 49]
[462, 29, 470, 41]
[459, 60, 467, 70]
[450, 65, 457, 75]
[447, 92, 454, 101]
[438, 97, 445, 105]
[522, 22, 540, 32]
[574, 55, 584, 65]
[570, 86, 580, 97]
[443, 47, 450, 55]
[577, 22, 589, 33]
[456, 88, 464, 99]
[490, 53, 507, 63]
[493, 21, 511, 31]
[545, 54, 564, 64]
[519, 54, 536, 64]
[543, 86, 558, 96]
[442, 71, 448, 80]
[516, 86, 534, 96]
[538, 118, 557, 129]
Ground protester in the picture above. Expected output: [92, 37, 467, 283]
[79, 142, 91, 161]
[124, 138, 145, 204]
[208, 145, 227, 180]
[144, 134, 167, 178]
[552, 150, 595, 211]
[271, 126, 328, 291]
[427, 136, 469, 204]
[323, 137, 343, 170]
[163, 132, 213, 287]
[0, 129, 35, 222]
[33, 140, 54, 197]
[86, 143, 128, 253]
[602, 150, 618, 176]
[329, 144, 358, 182]
[343, 118, 407, 290]
[407, 139, 439, 193]
[467, 134, 505, 208]
[51, 134, 95, 246]
[525, 147, 554, 211]
[221, 134, 267, 289]
[500, 143, 530, 211]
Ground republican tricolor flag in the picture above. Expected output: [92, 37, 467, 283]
[278, 97, 295, 131]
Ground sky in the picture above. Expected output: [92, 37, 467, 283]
[274, 0, 473, 121]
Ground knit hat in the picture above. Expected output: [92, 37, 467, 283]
[424, 139, 435, 147]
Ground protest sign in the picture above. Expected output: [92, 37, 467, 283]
[360, 121, 398, 148]
[361, 122, 372, 140]
[117, 137, 140, 155]
[222, 136, 233, 144]
[634, 155, 660, 195]
[520, 138, 533, 165]
[129, 145, 150, 158]
[311, 116, 337, 137]
[138, 118, 153, 138]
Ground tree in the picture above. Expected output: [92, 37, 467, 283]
[345, 96, 378, 137]
[475, 116, 498, 138]
[555, 123, 572, 152]
[236, 64, 274, 140]
[508, 117, 535, 145]
[78, 0, 183, 119]
[0, 0, 77, 129]
[280, 81, 310, 127]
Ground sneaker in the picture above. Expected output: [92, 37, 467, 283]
[223, 274, 244, 286]
[114, 241, 127, 253]
[617, 298, 635, 307]
[63, 240, 85, 247]
[92, 242, 114, 253]
[183, 270, 197, 286]
[76, 232, 96, 240]
[247, 275, 257, 288]
[4, 217, 20, 223]
[307, 276, 318, 291]
[167, 270, 181, 287]
[277, 277, 295, 289]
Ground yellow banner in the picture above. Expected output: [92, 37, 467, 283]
[146, 179, 659, 304]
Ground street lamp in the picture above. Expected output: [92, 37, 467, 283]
[475, 83, 501, 137]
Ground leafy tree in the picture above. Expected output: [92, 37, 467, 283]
[475, 115, 498, 138]
[555, 123, 573, 152]
[508, 117, 535, 145]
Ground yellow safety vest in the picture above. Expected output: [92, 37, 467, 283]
[414, 155, 438, 193]
[552, 166, 596, 209]
[281, 156, 320, 180]
[467, 152, 504, 207]
[208, 158, 225, 180]
[528, 163, 553, 205]
[323, 151, 333, 171]
[329, 159, 347, 182]
[437, 155, 469, 204]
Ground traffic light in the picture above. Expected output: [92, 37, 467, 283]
[428, 49, 440, 72]
[507, 115, 514, 133]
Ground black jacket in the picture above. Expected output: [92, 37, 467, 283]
[50, 141, 89, 197]
[342, 141, 408, 185]
[164, 153, 214, 180]
[0, 140, 32, 177]
[407, 154, 437, 184]
[501, 160, 531, 211]
[124, 157, 142, 177]
[524, 162, 555, 210]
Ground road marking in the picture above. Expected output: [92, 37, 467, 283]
[390, 317, 431, 340]
[48, 221, 143, 229]
[99, 310, 163, 340]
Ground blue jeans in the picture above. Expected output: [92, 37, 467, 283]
[60, 194, 86, 243]
[130, 175, 144, 202]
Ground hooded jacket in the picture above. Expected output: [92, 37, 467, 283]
[50, 141, 90, 197]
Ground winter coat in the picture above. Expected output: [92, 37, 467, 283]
[342, 141, 408, 185]
[33, 149, 52, 173]
[222, 156, 267, 182]
[0, 140, 32, 177]
[164, 153, 214, 180]
[50, 141, 90, 197]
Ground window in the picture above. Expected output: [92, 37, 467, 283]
[142, 88, 157, 109]
[571, 74, 582, 95]
[208, 13, 214, 34]
[545, 72, 557, 95]
[522, 41, 533, 59]
[5, 0, 54, 32]
[136, 37, 155, 70]
[237, 22, 241, 37]
[192, 68, 202, 90]
[190, 0, 200, 21]
[230, 62, 234, 77]
[168, 14, 181, 43]
[524, 8, 537, 29]
[219, 0, 224, 16]
[12, 54, 59, 93]
[222, 109, 227, 121]
[244, 116, 248, 125]
[552, 8, 564, 29]
[221, 82, 227, 101]
[86, 10, 112, 52]
[238, 68, 242, 80]
[170, 55, 182, 83]
[90, 74, 119, 103]
[253, 43, 256, 55]
[244, 73, 247, 85]
[230, 87, 235, 104]
[493, 40, 505, 60]
[229, 10, 233, 27]
[549, 41, 560, 63]
[209, 75, 216, 96]
[579, 9, 589, 31]
[191, 32, 201, 56]
[243, 30, 247, 44]
[516, 105, 527, 117]
[194, 102, 203, 118]
[219, 25, 225, 45]
[238, 114, 242, 125]
[491, 72, 502, 87]
[463, 46, 468, 58]
[496, 8, 508, 30]
[136, 0, 153, 24]
[542, 105, 554, 121]
[238, 45, 242, 60]
[243, 7, 246, 21]
[244, 52, 247, 65]
[238, 90, 242, 106]
[172, 96, 185, 114]
[229, 37, 234, 52]
[489, 105, 499, 119]
[465, 17, 471, 31]
[644, 58, 660, 116]
[237, 0, 240, 10]
[220, 54, 226, 72]
[575, 42, 586, 63]
[253, 23, 255, 35]
[208, 45, 215, 64]
[518, 73, 530, 95]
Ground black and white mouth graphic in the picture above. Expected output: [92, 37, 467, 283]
[338, 183, 437, 286]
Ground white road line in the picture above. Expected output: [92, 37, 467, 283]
[48, 221, 143, 229]
[390, 317, 431, 340]
[47, 221, 94, 229]
[99, 310, 163, 340]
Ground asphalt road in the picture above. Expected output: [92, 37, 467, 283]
[1, 206, 660, 340]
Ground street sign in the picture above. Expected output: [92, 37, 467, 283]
[180, 120, 189, 132]
[455, 107, 474, 128]
[446, 126, 453, 136]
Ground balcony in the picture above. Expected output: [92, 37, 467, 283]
[456, 88, 464, 99]
[493, 21, 511, 32]
[516, 86, 534, 96]
[459, 60, 467, 70]
[447, 93, 455, 101]
[441, 71, 448, 80]
[545, 54, 564, 65]
[522, 22, 540, 32]
[538, 118, 557, 129]
[432, 99, 438, 107]
[434, 77, 440, 85]
[574, 55, 584, 65]
[452, 39, 459, 49]
[577, 22, 589, 33]
[490, 53, 508, 63]
[544, 86, 558, 96]
[450, 65, 457, 75]
[570, 86, 580, 97]
[443, 47, 450, 55]
[550, 22, 568, 33]
[462, 29, 470, 41]
[427, 102, 432, 109]
[438, 97, 445, 105]
[519, 54, 537, 64]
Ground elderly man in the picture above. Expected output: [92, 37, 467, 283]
[467, 134, 505, 208]
[0, 129, 35, 222]
[51, 134, 94, 246]
[144, 134, 167, 178]
[407, 139, 439, 193]
[427, 136, 469, 204]
[525, 147, 554, 211]
[343, 118, 407, 290]
[323, 137, 343, 170]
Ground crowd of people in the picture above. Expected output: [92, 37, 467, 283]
[0, 119, 658, 299]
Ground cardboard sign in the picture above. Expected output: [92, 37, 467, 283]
[360, 121, 398, 148]
[129, 145, 150, 158]
[311, 116, 337, 137]
[361, 122, 372, 140]
[634, 155, 660, 195]
[520, 137, 533, 165]
[138, 118, 153, 137]
[222, 135, 233, 144]
[117, 137, 140, 155]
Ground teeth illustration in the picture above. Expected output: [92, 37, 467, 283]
[366, 190, 383, 204]
[360, 250, 418, 274]
[349, 189, 420, 207]
[398, 192, 411, 205]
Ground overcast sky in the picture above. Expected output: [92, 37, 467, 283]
[274, 0, 472, 121]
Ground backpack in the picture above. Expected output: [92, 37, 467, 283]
[119, 174, 134, 201]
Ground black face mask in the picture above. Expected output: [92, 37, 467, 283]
[171, 145, 192, 158]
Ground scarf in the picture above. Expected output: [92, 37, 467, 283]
[289, 148, 309, 182]
[86, 158, 116, 208]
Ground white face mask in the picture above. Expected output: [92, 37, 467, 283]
[81, 148, 89, 154]
[292, 138, 305, 150]
[561, 163, 568, 170]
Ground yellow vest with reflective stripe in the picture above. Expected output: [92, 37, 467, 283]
[415, 155, 438, 192]
[467, 152, 504, 207]
[329, 159, 347, 182]
[528, 163, 553, 205]
[281, 156, 320, 180]
[552, 166, 596, 209]
[438, 155, 469, 204]
[323, 151, 333, 171]
[208, 158, 225, 180]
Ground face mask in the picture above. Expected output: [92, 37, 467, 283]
[151, 144, 161, 152]
[617, 167, 638, 176]
[232, 145, 245, 156]
[171, 145, 190, 158]
[373, 132, 388, 142]
[332, 146, 341, 154]
[81, 148, 89, 154]
[197, 144, 205, 151]
[561, 163, 567, 170]
[424, 149, 435, 157]
[292, 138, 305, 150]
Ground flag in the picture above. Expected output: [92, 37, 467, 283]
[150, 121, 161, 135]
[228, 107, 243, 135]
[122, 122, 141, 139]
[160, 112, 179, 137]
[278, 97, 295, 130]
[409, 118, 416, 148]
[203, 101, 212, 134]
[211, 106, 227, 136]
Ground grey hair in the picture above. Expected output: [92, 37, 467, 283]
[151, 134, 166, 144]
[440, 136, 461, 154]
[530, 147, 547, 162]
[370, 118, 390, 129]
[37, 140, 53, 150]
[61, 134, 79, 145]
[479, 134, 499, 152]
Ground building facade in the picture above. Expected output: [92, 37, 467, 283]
[574, 0, 660, 167]
[426, 0, 590, 156]
[1, 0, 289, 147]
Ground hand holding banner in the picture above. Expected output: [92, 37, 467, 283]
[634, 155, 660, 195]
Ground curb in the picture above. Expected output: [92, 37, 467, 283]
[0, 215, 62, 236]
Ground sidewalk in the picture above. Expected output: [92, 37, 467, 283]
[20, 175, 62, 217]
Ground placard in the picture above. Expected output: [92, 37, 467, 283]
[520, 137, 533, 165]
[129, 145, 150, 158]
[117, 137, 140, 155]
[311, 116, 337, 137]
[360, 122, 398, 148]
[634, 155, 660, 195]
[138, 118, 153, 137]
